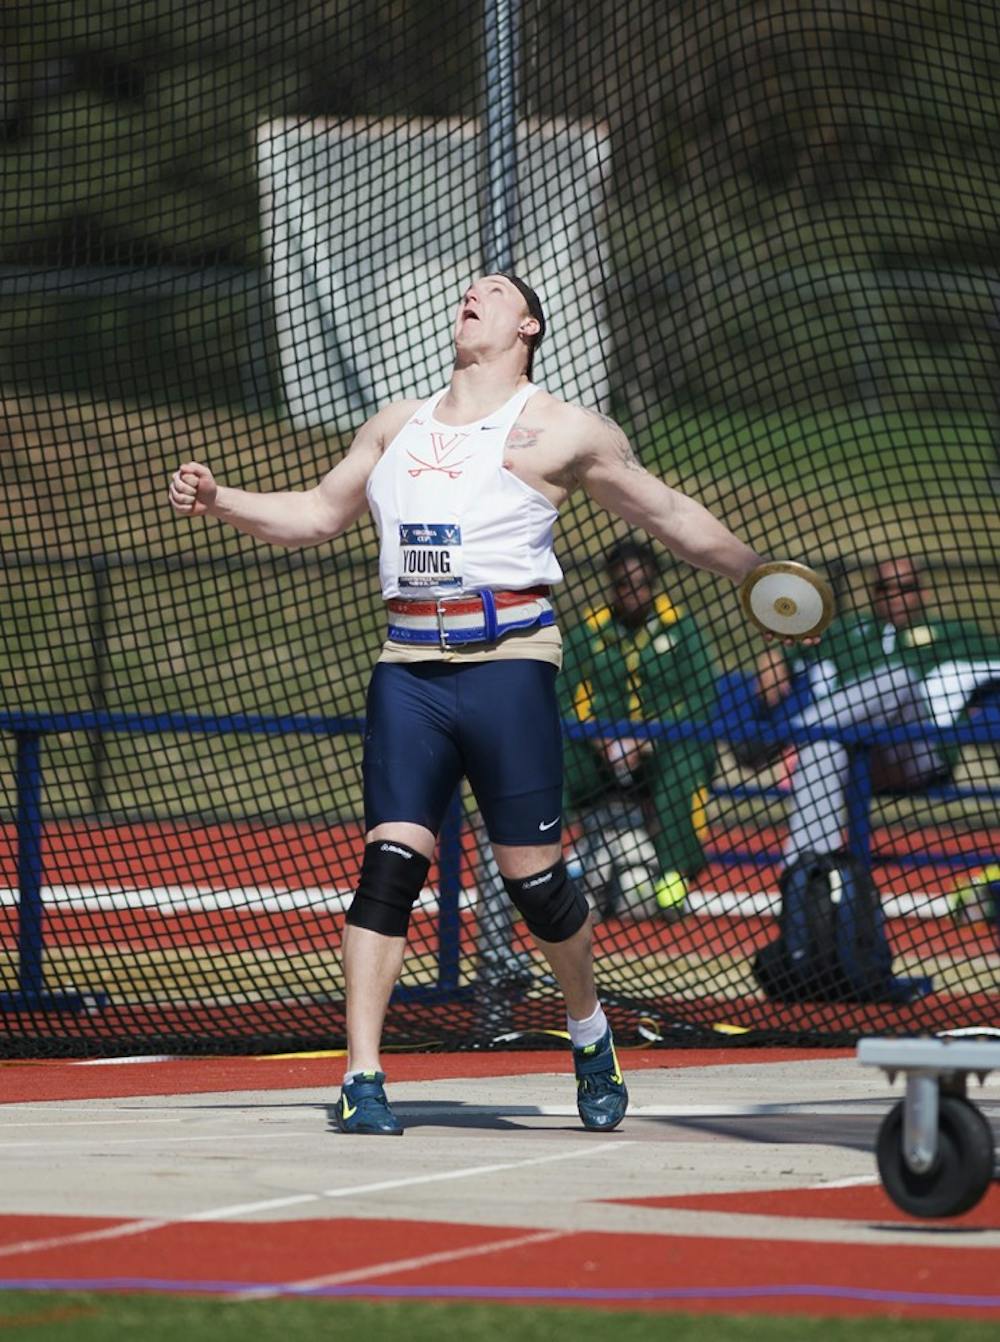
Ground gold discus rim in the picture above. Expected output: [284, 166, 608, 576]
[738, 560, 835, 638]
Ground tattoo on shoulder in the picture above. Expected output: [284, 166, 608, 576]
[581, 406, 619, 432]
[581, 406, 643, 472]
[506, 425, 542, 450]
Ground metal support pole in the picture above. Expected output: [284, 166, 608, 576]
[14, 732, 44, 1002]
[436, 789, 464, 993]
[0, 730, 107, 1012]
[482, 0, 521, 273]
[90, 553, 109, 816]
[845, 744, 874, 873]
[902, 1071, 940, 1173]
[391, 788, 471, 1007]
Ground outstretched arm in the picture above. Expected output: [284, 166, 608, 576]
[574, 408, 761, 584]
[168, 404, 407, 548]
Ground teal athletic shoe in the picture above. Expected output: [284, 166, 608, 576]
[335, 1070, 403, 1135]
[572, 1028, 628, 1131]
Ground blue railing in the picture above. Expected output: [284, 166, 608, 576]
[566, 712, 1000, 874]
[1, 709, 997, 1012]
[0, 711, 462, 1012]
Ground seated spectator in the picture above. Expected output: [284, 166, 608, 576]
[742, 556, 1000, 867]
[715, 654, 816, 775]
[560, 539, 718, 917]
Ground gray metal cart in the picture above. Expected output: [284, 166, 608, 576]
[857, 1034, 1000, 1218]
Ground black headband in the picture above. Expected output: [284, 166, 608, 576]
[498, 273, 546, 347]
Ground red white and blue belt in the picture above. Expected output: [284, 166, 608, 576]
[386, 587, 554, 647]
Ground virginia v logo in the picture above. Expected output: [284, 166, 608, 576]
[407, 431, 472, 479]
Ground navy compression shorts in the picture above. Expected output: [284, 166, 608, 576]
[362, 660, 563, 845]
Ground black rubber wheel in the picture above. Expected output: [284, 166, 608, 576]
[876, 1094, 995, 1218]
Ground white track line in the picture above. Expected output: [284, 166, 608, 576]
[232, 1228, 566, 1304]
[0, 1107, 197, 1116]
[190, 1142, 636, 1219]
[808, 1175, 881, 1190]
[75, 1056, 180, 1066]
[0, 1118, 184, 1130]
[0, 883, 956, 919]
[388, 1102, 913, 1117]
[0, 1130, 320, 1150]
[0, 1142, 634, 1262]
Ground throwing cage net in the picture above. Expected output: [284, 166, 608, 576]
[1, 1, 998, 1056]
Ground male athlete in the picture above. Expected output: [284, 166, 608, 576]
[170, 273, 771, 1136]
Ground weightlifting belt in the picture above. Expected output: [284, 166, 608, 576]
[386, 587, 554, 648]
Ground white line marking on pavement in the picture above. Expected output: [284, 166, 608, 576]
[0, 1119, 183, 1130]
[0, 882, 955, 920]
[232, 1228, 566, 1303]
[0, 1142, 634, 1262]
[808, 1175, 881, 1190]
[0, 1106, 221, 1116]
[0, 1216, 190, 1261]
[184, 1141, 637, 1219]
[74, 1056, 180, 1066]
[0, 1130, 319, 1150]
[392, 1102, 894, 1118]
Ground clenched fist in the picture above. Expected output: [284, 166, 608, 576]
[169, 461, 218, 517]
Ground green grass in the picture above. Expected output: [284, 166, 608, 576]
[0, 1295, 997, 1342]
[643, 404, 997, 504]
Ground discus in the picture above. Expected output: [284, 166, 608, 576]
[738, 560, 834, 639]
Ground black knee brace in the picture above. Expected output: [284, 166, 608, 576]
[502, 859, 589, 943]
[346, 840, 430, 937]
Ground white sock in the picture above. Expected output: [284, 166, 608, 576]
[567, 1002, 608, 1049]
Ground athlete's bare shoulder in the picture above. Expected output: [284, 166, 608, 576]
[525, 392, 626, 440]
[522, 386, 565, 416]
[513, 388, 592, 440]
[351, 397, 424, 457]
[535, 397, 643, 477]
[372, 397, 424, 438]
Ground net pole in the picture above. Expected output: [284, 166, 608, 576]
[14, 732, 44, 1004]
[436, 789, 464, 993]
[482, 0, 521, 272]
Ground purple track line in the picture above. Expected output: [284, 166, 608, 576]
[0, 1280, 999, 1308]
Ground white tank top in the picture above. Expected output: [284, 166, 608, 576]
[366, 383, 563, 599]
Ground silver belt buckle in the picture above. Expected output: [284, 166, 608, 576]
[434, 597, 451, 649]
[435, 592, 483, 649]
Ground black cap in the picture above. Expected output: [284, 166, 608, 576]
[498, 272, 546, 377]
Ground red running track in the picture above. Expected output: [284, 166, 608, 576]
[1, 819, 997, 896]
[0, 1051, 996, 1320]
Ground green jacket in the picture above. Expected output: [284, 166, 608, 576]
[561, 594, 719, 733]
[788, 615, 1000, 694]
[785, 614, 1000, 772]
[810, 616, 1000, 688]
[559, 595, 719, 875]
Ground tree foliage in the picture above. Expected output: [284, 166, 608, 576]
[2, 0, 999, 414]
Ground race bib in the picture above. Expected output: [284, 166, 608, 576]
[398, 523, 462, 590]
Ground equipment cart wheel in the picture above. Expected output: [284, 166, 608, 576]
[875, 1094, 994, 1218]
